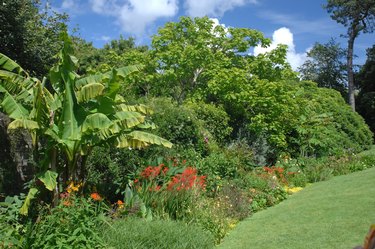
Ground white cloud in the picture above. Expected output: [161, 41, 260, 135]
[118, 0, 178, 35]
[185, 0, 257, 17]
[61, 0, 75, 9]
[99, 35, 111, 42]
[89, 0, 178, 35]
[59, 0, 86, 14]
[210, 18, 229, 34]
[254, 27, 307, 70]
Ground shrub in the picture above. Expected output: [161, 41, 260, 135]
[26, 194, 107, 248]
[214, 182, 251, 220]
[100, 218, 215, 249]
[196, 151, 239, 192]
[0, 195, 28, 248]
[289, 81, 373, 158]
[192, 197, 238, 244]
[234, 170, 288, 212]
[187, 102, 233, 145]
[147, 98, 209, 155]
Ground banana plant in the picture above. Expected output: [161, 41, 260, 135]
[0, 33, 172, 214]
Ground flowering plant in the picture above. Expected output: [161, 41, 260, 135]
[132, 159, 206, 220]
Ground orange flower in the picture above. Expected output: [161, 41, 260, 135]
[117, 200, 124, 209]
[63, 200, 72, 206]
[90, 192, 102, 201]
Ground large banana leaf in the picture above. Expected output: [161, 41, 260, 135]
[105, 65, 140, 99]
[75, 73, 109, 91]
[117, 103, 154, 115]
[38, 170, 58, 191]
[1, 92, 29, 119]
[76, 83, 105, 103]
[8, 119, 39, 130]
[82, 113, 114, 133]
[115, 111, 145, 128]
[59, 61, 80, 141]
[31, 82, 51, 127]
[116, 131, 172, 149]
[0, 53, 27, 76]
[19, 188, 38, 216]
[0, 70, 34, 90]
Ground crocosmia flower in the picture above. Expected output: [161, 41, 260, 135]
[90, 192, 102, 201]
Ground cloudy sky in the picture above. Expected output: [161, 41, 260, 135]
[52, 0, 374, 69]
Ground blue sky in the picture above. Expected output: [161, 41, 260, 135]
[51, 0, 374, 69]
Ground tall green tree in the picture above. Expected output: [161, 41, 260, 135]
[298, 39, 347, 96]
[356, 45, 375, 135]
[0, 0, 68, 77]
[325, 0, 375, 110]
[151, 16, 273, 104]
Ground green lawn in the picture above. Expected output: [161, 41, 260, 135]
[218, 167, 375, 249]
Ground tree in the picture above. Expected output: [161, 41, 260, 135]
[325, 0, 375, 110]
[298, 39, 347, 96]
[0, 0, 68, 77]
[356, 45, 375, 134]
[0, 34, 172, 213]
[151, 16, 272, 104]
[150, 16, 299, 154]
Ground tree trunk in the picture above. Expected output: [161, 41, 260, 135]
[347, 30, 356, 111]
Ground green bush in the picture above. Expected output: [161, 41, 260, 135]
[187, 102, 233, 145]
[289, 81, 373, 158]
[233, 170, 288, 212]
[100, 218, 215, 249]
[26, 195, 107, 248]
[0, 195, 28, 248]
[85, 146, 143, 202]
[299, 146, 375, 183]
[148, 98, 209, 155]
[196, 151, 239, 192]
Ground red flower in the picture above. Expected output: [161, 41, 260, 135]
[140, 166, 162, 179]
[167, 167, 206, 191]
[163, 167, 169, 174]
[90, 192, 102, 201]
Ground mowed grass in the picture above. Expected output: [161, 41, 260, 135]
[218, 167, 375, 249]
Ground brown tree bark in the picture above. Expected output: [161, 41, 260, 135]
[347, 31, 356, 111]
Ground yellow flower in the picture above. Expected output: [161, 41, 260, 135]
[229, 223, 237, 229]
[66, 181, 82, 193]
[284, 186, 303, 194]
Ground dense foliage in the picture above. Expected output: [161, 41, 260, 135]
[0, 5, 374, 248]
[356, 44, 375, 136]
[298, 39, 347, 96]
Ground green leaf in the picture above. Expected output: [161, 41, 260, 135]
[76, 83, 105, 103]
[20, 188, 38, 216]
[115, 111, 145, 128]
[105, 65, 141, 99]
[1, 92, 29, 119]
[75, 74, 108, 91]
[59, 71, 80, 141]
[38, 170, 58, 191]
[82, 113, 113, 133]
[8, 119, 39, 130]
[116, 131, 172, 149]
[117, 103, 154, 115]
[0, 53, 27, 76]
